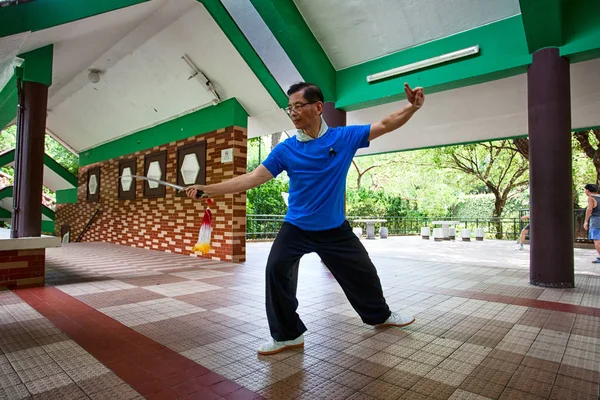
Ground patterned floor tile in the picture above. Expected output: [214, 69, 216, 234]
[24, 372, 73, 395]
[142, 281, 221, 297]
[0, 383, 30, 400]
[1, 241, 599, 400]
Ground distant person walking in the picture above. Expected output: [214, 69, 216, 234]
[515, 215, 530, 250]
[583, 184, 600, 263]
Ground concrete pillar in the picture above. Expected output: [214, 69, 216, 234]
[528, 48, 574, 288]
[12, 81, 48, 238]
[323, 102, 346, 128]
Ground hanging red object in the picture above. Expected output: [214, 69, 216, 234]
[192, 198, 213, 255]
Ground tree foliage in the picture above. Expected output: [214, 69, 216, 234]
[432, 140, 529, 219]
[0, 125, 79, 205]
[45, 135, 78, 176]
[573, 129, 600, 186]
[246, 178, 288, 215]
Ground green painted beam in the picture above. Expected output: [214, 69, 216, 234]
[519, 0, 563, 54]
[0, 0, 150, 38]
[0, 208, 11, 219]
[43, 154, 78, 188]
[42, 220, 55, 235]
[248, 0, 336, 102]
[198, 0, 288, 108]
[0, 186, 54, 220]
[0, 149, 15, 167]
[560, 0, 600, 63]
[0, 148, 77, 188]
[0, 45, 53, 128]
[20, 45, 53, 86]
[0, 186, 13, 200]
[0, 74, 17, 130]
[41, 204, 54, 221]
[56, 188, 77, 205]
[80, 97, 248, 166]
[336, 16, 532, 111]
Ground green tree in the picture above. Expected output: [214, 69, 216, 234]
[513, 133, 599, 209]
[0, 126, 79, 205]
[45, 135, 78, 175]
[347, 150, 465, 216]
[432, 140, 529, 237]
[246, 179, 288, 215]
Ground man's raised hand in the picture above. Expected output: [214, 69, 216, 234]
[404, 83, 424, 109]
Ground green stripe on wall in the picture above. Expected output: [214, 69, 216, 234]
[79, 97, 248, 166]
[0, 0, 150, 38]
[56, 189, 78, 205]
[336, 16, 532, 111]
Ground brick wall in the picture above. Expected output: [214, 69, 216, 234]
[55, 126, 247, 262]
[0, 249, 45, 288]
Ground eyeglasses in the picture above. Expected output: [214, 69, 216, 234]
[285, 101, 317, 115]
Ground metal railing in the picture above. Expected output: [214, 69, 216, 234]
[519, 208, 591, 243]
[246, 215, 287, 240]
[247, 215, 532, 241]
[347, 217, 528, 241]
[247, 210, 593, 242]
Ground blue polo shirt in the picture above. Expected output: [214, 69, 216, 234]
[262, 125, 371, 231]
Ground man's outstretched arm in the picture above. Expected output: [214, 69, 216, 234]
[369, 83, 424, 141]
[185, 164, 273, 199]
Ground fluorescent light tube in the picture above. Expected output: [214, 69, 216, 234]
[366, 45, 480, 83]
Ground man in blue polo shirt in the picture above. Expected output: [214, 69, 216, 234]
[187, 82, 424, 355]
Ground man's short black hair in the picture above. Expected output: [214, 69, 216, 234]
[287, 82, 324, 103]
[585, 184, 598, 193]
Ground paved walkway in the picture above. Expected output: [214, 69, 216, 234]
[0, 238, 599, 399]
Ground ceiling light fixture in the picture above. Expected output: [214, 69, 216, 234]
[366, 45, 480, 83]
[88, 69, 101, 84]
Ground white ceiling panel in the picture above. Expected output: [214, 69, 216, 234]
[294, 0, 521, 69]
[44, 0, 288, 152]
[349, 74, 528, 155]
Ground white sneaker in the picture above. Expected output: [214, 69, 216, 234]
[376, 312, 415, 328]
[257, 334, 304, 355]
[515, 244, 523, 250]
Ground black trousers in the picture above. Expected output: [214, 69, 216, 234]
[266, 221, 391, 341]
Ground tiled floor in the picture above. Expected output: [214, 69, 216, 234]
[1, 237, 600, 399]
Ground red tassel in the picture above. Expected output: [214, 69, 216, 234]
[192, 198, 213, 255]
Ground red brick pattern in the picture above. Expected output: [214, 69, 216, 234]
[15, 287, 264, 400]
[55, 126, 247, 262]
[0, 249, 45, 287]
